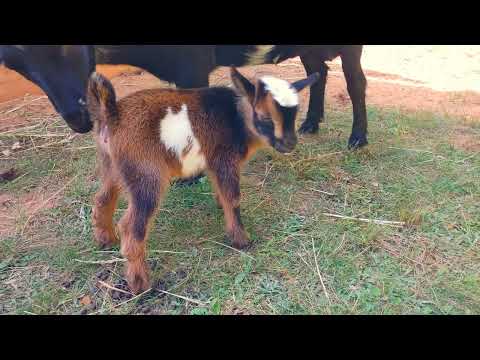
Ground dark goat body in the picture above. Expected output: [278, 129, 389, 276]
[0, 45, 95, 133]
[87, 68, 320, 293]
[1, 45, 367, 148]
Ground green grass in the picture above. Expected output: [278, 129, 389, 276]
[0, 106, 479, 315]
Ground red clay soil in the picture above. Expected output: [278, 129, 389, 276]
[0, 187, 61, 238]
[0, 65, 139, 104]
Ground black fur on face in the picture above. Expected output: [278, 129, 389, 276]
[253, 114, 276, 148]
[254, 100, 299, 154]
[275, 103, 298, 153]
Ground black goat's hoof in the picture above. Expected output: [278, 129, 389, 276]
[348, 134, 368, 150]
[173, 174, 205, 187]
[298, 120, 320, 135]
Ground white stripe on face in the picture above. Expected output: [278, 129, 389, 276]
[260, 76, 299, 107]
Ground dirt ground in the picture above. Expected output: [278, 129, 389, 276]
[1, 45, 480, 237]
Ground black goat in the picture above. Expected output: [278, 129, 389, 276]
[1, 45, 368, 148]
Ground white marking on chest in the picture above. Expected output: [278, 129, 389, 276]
[260, 76, 299, 107]
[160, 104, 206, 177]
[246, 45, 275, 66]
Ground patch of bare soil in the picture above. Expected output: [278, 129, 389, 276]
[0, 193, 15, 236]
[0, 65, 146, 131]
[0, 187, 59, 238]
[0, 67, 44, 103]
[0, 65, 140, 104]
[0, 168, 18, 183]
[449, 127, 480, 152]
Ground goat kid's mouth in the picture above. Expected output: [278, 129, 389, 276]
[253, 119, 297, 154]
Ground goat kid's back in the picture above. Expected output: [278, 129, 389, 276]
[87, 73, 252, 180]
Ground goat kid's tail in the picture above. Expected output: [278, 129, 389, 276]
[87, 72, 119, 128]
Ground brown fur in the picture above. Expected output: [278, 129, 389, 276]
[87, 67, 320, 294]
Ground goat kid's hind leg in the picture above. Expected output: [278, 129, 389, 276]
[118, 169, 164, 294]
[208, 164, 250, 250]
[92, 179, 120, 249]
[92, 151, 120, 249]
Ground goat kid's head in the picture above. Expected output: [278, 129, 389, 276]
[231, 67, 320, 154]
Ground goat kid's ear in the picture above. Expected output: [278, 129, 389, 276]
[292, 72, 321, 92]
[231, 67, 255, 103]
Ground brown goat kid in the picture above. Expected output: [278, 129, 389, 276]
[87, 67, 320, 294]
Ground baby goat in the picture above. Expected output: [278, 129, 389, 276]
[87, 67, 320, 293]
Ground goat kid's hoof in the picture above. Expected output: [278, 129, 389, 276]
[227, 234, 251, 251]
[298, 120, 320, 135]
[126, 267, 150, 295]
[94, 228, 119, 250]
[348, 134, 368, 150]
[128, 276, 150, 295]
[234, 241, 250, 250]
[235, 241, 254, 252]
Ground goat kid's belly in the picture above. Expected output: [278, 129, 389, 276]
[175, 147, 207, 179]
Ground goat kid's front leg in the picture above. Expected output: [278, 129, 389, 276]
[209, 164, 250, 250]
